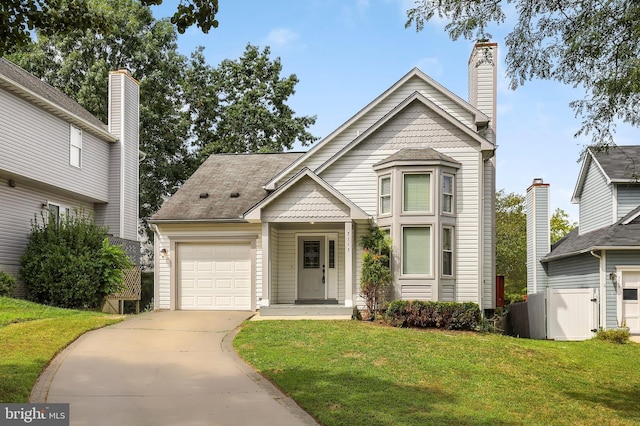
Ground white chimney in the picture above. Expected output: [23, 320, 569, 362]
[105, 69, 140, 240]
[468, 41, 497, 144]
[526, 178, 550, 294]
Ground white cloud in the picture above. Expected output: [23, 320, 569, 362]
[265, 28, 300, 48]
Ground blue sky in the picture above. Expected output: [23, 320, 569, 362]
[152, 0, 638, 222]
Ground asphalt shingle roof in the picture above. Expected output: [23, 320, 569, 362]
[544, 206, 640, 261]
[0, 58, 105, 129]
[151, 152, 302, 221]
[592, 145, 640, 181]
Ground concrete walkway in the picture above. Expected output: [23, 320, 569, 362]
[31, 311, 318, 426]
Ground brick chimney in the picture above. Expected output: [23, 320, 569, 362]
[526, 178, 550, 294]
[468, 41, 497, 144]
[104, 69, 140, 240]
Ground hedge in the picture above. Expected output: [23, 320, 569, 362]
[385, 300, 480, 330]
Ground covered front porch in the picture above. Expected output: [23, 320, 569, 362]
[244, 168, 370, 314]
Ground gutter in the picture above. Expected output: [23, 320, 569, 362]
[148, 218, 249, 224]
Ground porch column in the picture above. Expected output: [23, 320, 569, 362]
[344, 221, 354, 307]
[261, 222, 270, 306]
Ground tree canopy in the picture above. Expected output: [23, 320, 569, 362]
[406, 1, 640, 149]
[1, 0, 219, 57]
[185, 44, 318, 160]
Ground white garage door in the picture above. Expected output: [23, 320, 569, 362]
[178, 243, 251, 310]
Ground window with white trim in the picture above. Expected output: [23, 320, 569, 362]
[70, 125, 82, 168]
[402, 226, 431, 275]
[442, 174, 454, 214]
[403, 173, 431, 212]
[379, 175, 391, 215]
[442, 226, 454, 276]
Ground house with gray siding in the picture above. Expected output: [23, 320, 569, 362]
[527, 146, 640, 339]
[0, 58, 139, 294]
[151, 42, 497, 314]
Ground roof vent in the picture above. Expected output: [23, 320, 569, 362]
[230, 192, 240, 198]
[199, 192, 209, 199]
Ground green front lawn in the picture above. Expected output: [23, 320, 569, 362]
[234, 320, 640, 426]
[0, 297, 124, 402]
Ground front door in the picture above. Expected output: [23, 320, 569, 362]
[298, 237, 325, 300]
[622, 271, 640, 334]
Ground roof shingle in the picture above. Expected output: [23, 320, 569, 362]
[151, 153, 302, 221]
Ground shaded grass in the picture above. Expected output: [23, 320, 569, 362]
[0, 297, 124, 402]
[234, 321, 640, 426]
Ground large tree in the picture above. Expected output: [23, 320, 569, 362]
[406, 1, 640, 149]
[185, 44, 318, 160]
[1, 0, 219, 57]
[495, 190, 576, 299]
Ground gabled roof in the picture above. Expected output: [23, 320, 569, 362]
[244, 167, 369, 222]
[265, 68, 491, 190]
[0, 58, 116, 141]
[150, 153, 302, 222]
[572, 145, 640, 202]
[543, 206, 640, 262]
[316, 93, 491, 175]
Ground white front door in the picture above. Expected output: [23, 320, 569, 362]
[622, 271, 640, 333]
[298, 237, 325, 300]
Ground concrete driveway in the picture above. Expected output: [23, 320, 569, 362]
[31, 311, 318, 426]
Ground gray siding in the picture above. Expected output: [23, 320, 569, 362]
[102, 72, 139, 240]
[616, 184, 640, 220]
[482, 156, 495, 308]
[579, 160, 613, 234]
[547, 254, 599, 290]
[526, 183, 550, 294]
[0, 89, 111, 202]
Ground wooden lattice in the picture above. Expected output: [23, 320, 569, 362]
[107, 266, 141, 301]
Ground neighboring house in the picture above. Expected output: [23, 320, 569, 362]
[0, 58, 140, 295]
[527, 146, 640, 340]
[151, 42, 498, 314]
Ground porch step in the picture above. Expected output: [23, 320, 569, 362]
[259, 304, 354, 317]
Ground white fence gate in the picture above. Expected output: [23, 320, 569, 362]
[547, 288, 598, 341]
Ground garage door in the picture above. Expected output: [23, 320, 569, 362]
[178, 243, 251, 310]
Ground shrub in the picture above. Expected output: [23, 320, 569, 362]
[19, 212, 132, 309]
[385, 300, 480, 330]
[358, 227, 392, 320]
[0, 270, 16, 297]
[595, 328, 630, 344]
